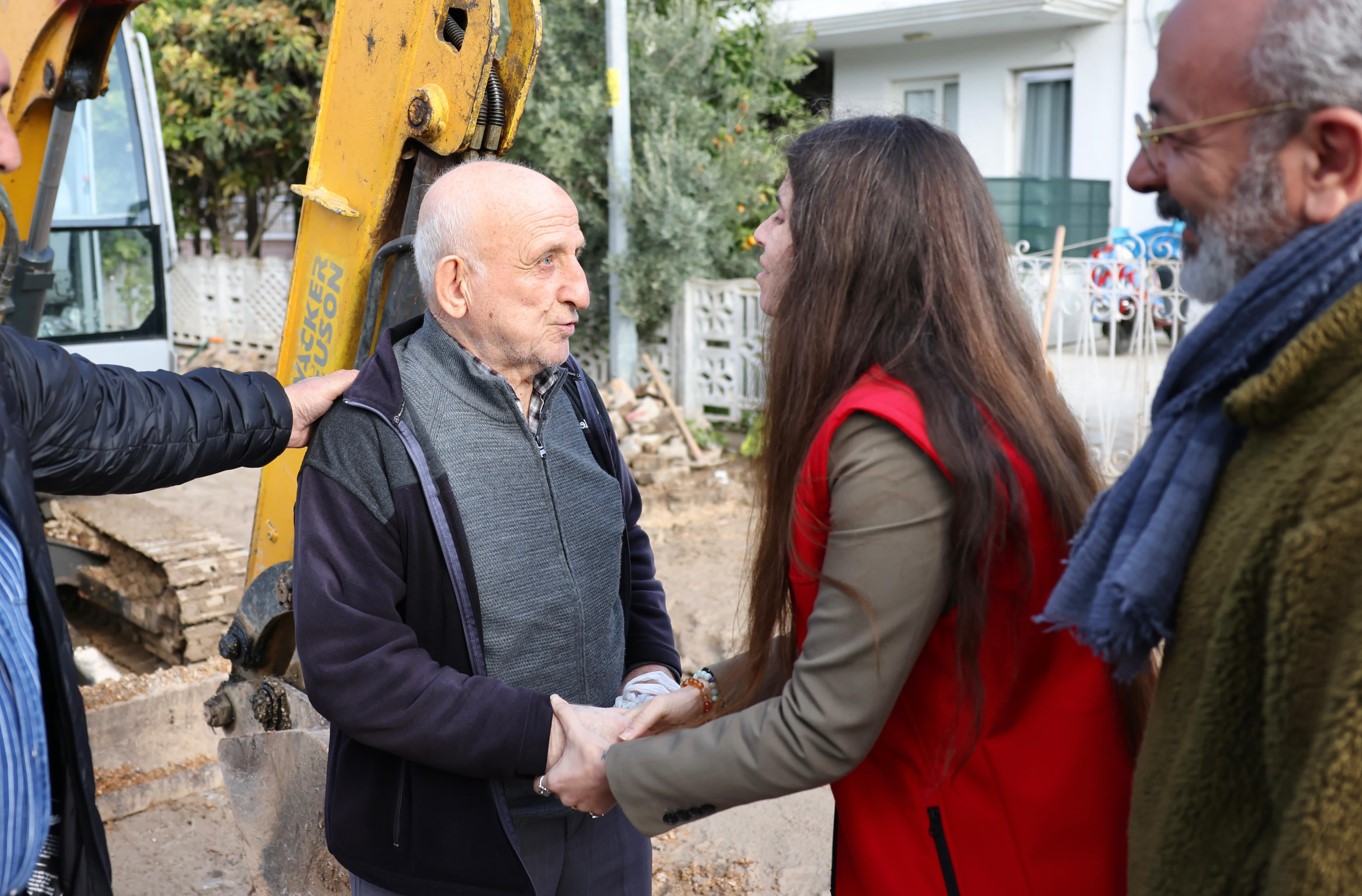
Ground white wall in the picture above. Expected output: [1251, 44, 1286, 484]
[780, 0, 957, 17]
[809, 10, 1173, 235]
[1118, 0, 1175, 234]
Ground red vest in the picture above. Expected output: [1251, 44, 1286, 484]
[791, 370, 1131, 895]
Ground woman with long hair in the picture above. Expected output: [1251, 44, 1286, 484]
[545, 115, 1135, 894]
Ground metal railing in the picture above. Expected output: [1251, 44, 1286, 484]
[670, 234, 1193, 479]
[1012, 231, 1192, 479]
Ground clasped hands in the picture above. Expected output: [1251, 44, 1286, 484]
[540, 679, 708, 818]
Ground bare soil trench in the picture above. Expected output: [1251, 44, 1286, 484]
[95, 462, 833, 895]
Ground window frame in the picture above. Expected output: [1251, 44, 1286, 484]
[1016, 66, 1075, 178]
[893, 76, 961, 132]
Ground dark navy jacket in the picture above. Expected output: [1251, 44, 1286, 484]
[292, 316, 679, 895]
[0, 325, 292, 896]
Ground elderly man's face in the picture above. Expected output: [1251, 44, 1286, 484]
[459, 177, 589, 382]
[1127, 0, 1300, 301]
[0, 50, 22, 172]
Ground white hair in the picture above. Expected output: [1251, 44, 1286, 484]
[1179, 149, 1292, 302]
[412, 177, 479, 306]
[1247, 0, 1362, 147]
[411, 157, 545, 306]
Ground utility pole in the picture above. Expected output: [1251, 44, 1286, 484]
[605, 0, 637, 385]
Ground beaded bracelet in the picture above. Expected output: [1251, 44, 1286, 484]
[680, 667, 719, 714]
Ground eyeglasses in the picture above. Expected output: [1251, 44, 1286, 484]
[1134, 102, 1305, 168]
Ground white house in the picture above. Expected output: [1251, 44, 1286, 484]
[773, 0, 1179, 253]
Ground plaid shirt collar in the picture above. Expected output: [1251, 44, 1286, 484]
[452, 341, 562, 443]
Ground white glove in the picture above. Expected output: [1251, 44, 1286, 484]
[613, 669, 681, 709]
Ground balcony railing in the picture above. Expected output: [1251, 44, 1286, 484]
[986, 177, 1111, 257]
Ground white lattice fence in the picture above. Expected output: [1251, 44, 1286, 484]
[571, 333, 674, 395]
[670, 279, 765, 424]
[1012, 248, 1194, 478]
[671, 262, 1195, 478]
[169, 254, 679, 389]
[168, 254, 1188, 477]
[170, 255, 291, 350]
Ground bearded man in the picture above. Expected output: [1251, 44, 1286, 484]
[1039, 0, 1362, 893]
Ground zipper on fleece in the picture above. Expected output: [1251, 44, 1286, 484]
[392, 761, 409, 847]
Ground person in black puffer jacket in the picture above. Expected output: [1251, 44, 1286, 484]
[0, 322, 354, 896]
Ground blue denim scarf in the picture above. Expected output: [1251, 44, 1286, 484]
[1039, 202, 1362, 681]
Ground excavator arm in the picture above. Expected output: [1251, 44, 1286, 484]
[203, 3, 543, 891]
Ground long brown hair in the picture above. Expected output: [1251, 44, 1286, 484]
[739, 115, 1101, 728]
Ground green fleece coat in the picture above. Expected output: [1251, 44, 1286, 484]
[1130, 283, 1362, 895]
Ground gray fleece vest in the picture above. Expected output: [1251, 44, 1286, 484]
[396, 320, 625, 815]
[395, 318, 626, 707]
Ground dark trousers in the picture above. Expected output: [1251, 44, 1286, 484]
[349, 806, 651, 896]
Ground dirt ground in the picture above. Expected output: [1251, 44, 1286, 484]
[104, 460, 833, 895]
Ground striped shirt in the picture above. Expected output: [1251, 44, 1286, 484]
[0, 503, 49, 896]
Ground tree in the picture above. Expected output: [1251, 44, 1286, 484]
[137, 0, 333, 256]
[514, 0, 814, 340]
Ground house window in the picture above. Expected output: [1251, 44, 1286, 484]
[1019, 68, 1072, 178]
[900, 79, 959, 132]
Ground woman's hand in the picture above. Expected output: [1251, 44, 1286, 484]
[543, 695, 617, 817]
[620, 683, 706, 740]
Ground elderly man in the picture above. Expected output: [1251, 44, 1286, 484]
[292, 160, 680, 896]
[1039, 0, 1362, 892]
[1, 47, 356, 896]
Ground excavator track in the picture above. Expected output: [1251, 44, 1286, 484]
[45, 493, 248, 666]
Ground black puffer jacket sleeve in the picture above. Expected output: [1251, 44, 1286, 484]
[1, 326, 292, 495]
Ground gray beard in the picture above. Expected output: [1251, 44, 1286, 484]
[1180, 148, 1298, 303]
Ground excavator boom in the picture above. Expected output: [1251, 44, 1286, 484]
[209, 3, 543, 892]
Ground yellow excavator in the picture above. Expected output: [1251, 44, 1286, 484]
[2, 1, 544, 891]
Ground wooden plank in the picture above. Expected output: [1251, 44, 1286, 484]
[641, 353, 703, 462]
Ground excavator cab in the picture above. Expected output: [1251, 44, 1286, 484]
[37, 20, 177, 370]
[1, 2, 168, 355]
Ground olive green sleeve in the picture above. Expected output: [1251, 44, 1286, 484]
[605, 412, 953, 835]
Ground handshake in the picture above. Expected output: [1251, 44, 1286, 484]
[537, 668, 708, 818]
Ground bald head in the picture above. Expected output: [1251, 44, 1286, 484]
[1157, 0, 1362, 125]
[409, 159, 589, 397]
[413, 160, 572, 305]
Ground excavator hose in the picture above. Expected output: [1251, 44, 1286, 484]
[442, 11, 506, 151]
[0, 183, 20, 319]
[355, 234, 414, 365]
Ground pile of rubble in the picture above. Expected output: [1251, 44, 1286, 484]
[598, 373, 723, 487]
